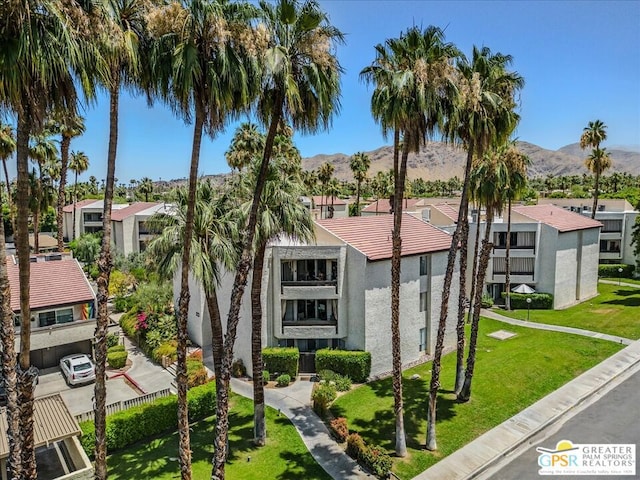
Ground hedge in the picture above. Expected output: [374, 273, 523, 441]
[79, 381, 215, 456]
[346, 433, 392, 478]
[107, 344, 125, 353]
[598, 264, 635, 278]
[315, 349, 371, 383]
[107, 351, 128, 369]
[262, 347, 299, 378]
[501, 292, 554, 309]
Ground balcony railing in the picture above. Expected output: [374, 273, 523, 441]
[282, 318, 338, 334]
[281, 280, 336, 287]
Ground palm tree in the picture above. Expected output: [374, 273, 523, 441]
[91, 1, 150, 476]
[503, 144, 529, 311]
[458, 146, 510, 402]
[428, 45, 523, 450]
[350, 152, 370, 216]
[317, 161, 335, 219]
[138, 176, 154, 201]
[28, 132, 58, 252]
[211, 1, 343, 476]
[46, 112, 85, 251]
[225, 122, 263, 172]
[584, 147, 612, 218]
[362, 25, 459, 457]
[149, 1, 261, 476]
[69, 151, 89, 241]
[580, 120, 607, 219]
[371, 170, 393, 214]
[0, 124, 16, 225]
[0, 1, 94, 475]
[0, 187, 20, 479]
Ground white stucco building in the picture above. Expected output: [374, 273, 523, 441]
[184, 214, 460, 378]
[62, 200, 172, 256]
[537, 198, 638, 266]
[470, 204, 602, 309]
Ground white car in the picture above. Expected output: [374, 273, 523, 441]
[59, 354, 96, 386]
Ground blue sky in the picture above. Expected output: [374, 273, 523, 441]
[26, 1, 640, 183]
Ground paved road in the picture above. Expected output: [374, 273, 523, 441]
[483, 367, 640, 480]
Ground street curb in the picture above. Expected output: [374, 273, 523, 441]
[413, 340, 640, 480]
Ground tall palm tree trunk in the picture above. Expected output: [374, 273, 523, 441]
[205, 289, 224, 386]
[2, 159, 13, 230]
[426, 146, 474, 451]
[390, 131, 408, 458]
[591, 169, 600, 219]
[467, 208, 481, 321]
[16, 111, 37, 479]
[33, 203, 40, 254]
[458, 211, 494, 402]
[73, 171, 79, 241]
[177, 106, 206, 480]
[0, 199, 22, 479]
[505, 198, 512, 310]
[454, 213, 469, 394]
[212, 103, 282, 480]
[94, 82, 120, 480]
[251, 242, 267, 446]
[56, 135, 71, 251]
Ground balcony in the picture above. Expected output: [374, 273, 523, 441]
[282, 319, 338, 336]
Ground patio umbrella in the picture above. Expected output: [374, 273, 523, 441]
[512, 283, 535, 294]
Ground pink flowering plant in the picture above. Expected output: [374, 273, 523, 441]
[135, 312, 149, 331]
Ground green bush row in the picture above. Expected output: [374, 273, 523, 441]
[79, 382, 216, 456]
[108, 344, 125, 353]
[501, 292, 554, 309]
[315, 349, 371, 383]
[346, 433, 392, 478]
[598, 264, 635, 278]
[262, 347, 299, 378]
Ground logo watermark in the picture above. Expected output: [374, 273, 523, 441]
[537, 440, 636, 476]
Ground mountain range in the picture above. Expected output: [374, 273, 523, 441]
[301, 141, 640, 182]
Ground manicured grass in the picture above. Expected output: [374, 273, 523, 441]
[499, 283, 640, 339]
[108, 395, 331, 480]
[331, 318, 623, 479]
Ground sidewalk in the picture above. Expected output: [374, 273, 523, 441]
[413, 314, 640, 480]
[230, 377, 369, 480]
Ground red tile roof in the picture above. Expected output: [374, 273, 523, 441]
[62, 199, 98, 213]
[312, 195, 346, 206]
[432, 203, 459, 222]
[317, 214, 452, 261]
[361, 198, 422, 213]
[512, 205, 603, 232]
[110, 202, 161, 221]
[6, 257, 95, 312]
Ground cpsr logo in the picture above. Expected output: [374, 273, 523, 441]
[537, 440, 636, 476]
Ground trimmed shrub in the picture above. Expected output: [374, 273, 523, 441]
[106, 333, 120, 349]
[276, 374, 291, 387]
[119, 310, 138, 338]
[80, 382, 215, 456]
[502, 292, 554, 309]
[107, 344, 125, 353]
[330, 417, 349, 442]
[152, 340, 177, 364]
[481, 294, 494, 308]
[334, 375, 352, 392]
[315, 349, 371, 383]
[346, 433, 366, 459]
[262, 347, 299, 378]
[107, 351, 128, 369]
[317, 369, 336, 381]
[231, 359, 246, 378]
[187, 358, 208, 388]
[599, 263, 634, 278]
[312, 383, 336, 415]
[262, 370, 270, 383]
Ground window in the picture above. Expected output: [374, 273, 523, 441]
[37, 308, 75, 327]
[493, 257, 535, 275]
[420, 256, 429, 276]
[419, 328, 427, 351]
[57, 308, 73, 324]
[38, 311, 56, 327]
[419, 292, 428, 312]
[600, 239, 621, 253]
[601, 219, 622, 233]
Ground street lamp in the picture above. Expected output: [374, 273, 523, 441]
[618, 267, 623, 286]
[526, 297, 532, 322]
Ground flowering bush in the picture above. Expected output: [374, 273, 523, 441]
[135, 312, 149, 331]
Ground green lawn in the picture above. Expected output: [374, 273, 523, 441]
[108, 395, 331, 480]
[601, 277, 640, 286]
[331, 318, 624, 479]
[499, 283, 640, 339]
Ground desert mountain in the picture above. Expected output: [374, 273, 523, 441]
[301, 141, 640, 182]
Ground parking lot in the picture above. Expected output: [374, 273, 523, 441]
[35, 331, 175, 416]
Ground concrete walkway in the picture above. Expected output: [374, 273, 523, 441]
[481, 308, 634, 345]
[599, 279, 640, 288]
[230, 377, 369, 479]
[413, 310, 640, 480]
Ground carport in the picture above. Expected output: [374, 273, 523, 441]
[0, 393, 93, 479]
